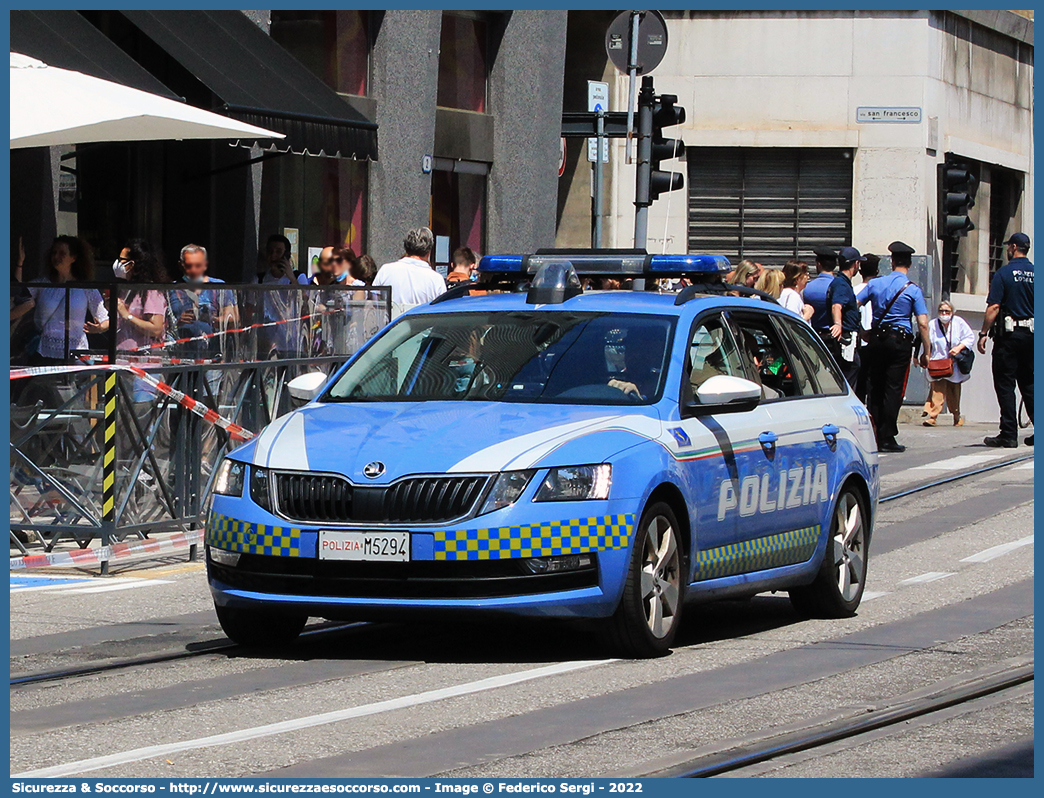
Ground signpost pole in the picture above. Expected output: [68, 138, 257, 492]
[633, 76, 654, 288]
[593, 109, 605, 248]
[625, 10, 641, 164]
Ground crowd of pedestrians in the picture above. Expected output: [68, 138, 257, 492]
[737, 236, 1032, 453]
[10, 227, 1032, 454]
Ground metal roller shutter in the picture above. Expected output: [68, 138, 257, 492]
[687, 148, 853, 264]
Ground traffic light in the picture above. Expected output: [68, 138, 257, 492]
[635, 78, 686, 209]
[650, 93, 686, 201]
[937, 162, 978, 239]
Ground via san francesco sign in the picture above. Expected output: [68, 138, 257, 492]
[856, 107, 922, 124]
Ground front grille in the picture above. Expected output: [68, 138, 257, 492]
[277, 473, 352, 522]
[273, 472, 489, 525]
[209, 555, 599, 599]
[382, 476, 488, 523]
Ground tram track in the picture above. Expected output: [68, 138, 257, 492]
[9, 453, 1031, 691]
[879, 452, 1033, 503]
[648, 658, 1033, 778]
[9, 620, 371, 688]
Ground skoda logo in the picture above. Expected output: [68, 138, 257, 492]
[363, 461, 386, 479]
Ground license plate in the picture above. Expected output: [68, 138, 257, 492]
[318, 530, 410, 562]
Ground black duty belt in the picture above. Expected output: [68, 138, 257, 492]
[879, 324, 914, 342]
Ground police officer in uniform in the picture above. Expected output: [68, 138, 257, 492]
[978, 232, 1034, 448]
[803, 246, 838, 335]
[860, 241, 931, 452]
[826, 246, 865, 389]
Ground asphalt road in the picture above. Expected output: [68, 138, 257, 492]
[9, 422, 1034, 779]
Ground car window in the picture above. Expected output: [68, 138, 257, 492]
[324, 310, 675, 405]
[686, 314, 747, 395]
[728, 312, 815, 399]
[772, 313, 847, 396]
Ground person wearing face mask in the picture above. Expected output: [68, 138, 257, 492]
[308, 246, 350, 286]
[921, 300, 975, 427]
[111, 237, 155, 281]
[169, 244, 238, 358]
[112, 239, 168, 352]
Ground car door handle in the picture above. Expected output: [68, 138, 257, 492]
[758, 431, 778, 456]
[822, 424, 839, 451]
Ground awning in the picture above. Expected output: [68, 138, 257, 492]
[120, 10, 378, 160]
[10, 53, 285, 149]
[10, 10, 180, 100]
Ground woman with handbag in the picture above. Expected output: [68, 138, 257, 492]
[922, 300, 976, 426]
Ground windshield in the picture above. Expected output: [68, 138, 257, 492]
[324, 311, 675, 405]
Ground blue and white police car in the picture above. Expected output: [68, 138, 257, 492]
[206, 252, 878, 657]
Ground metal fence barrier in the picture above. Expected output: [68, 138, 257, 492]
[10, 282, 391, 569]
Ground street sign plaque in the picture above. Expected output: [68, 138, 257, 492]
[587, 81, 609, 113]
[605, 10, 668, 75]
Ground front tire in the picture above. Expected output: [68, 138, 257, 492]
[608, 502, 685, 657]
[789, 487, 868, 618]
[216, 605, 307, 647]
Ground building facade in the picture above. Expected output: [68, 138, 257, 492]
[12, 9, 567, 282]
[557, 9, 1034, 422]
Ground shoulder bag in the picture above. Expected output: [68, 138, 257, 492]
[927, 318, 954, 379]
[953, 319, 976, 375]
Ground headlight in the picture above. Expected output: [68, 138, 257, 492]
[213, 459, 245, 496]
[478, 470, 535, 515]
[534, 464, 612, 502]
[250, 466, 273, 512]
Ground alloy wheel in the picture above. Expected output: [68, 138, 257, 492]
[640, 515, 681, 638]
[833, 491, 865, 602]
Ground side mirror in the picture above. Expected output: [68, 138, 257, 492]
[686, 374, 762, 416]
[287, 372, 328, 404]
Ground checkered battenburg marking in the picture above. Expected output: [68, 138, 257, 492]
[206, 512, 302, 557]
[433, 514, 635, 561]
[693, 525, 821, 581]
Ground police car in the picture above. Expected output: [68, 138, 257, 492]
[206, 252, 878, 657]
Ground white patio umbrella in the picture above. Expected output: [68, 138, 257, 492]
[10, 52, 284, 148]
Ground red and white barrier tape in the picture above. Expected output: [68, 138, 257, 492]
[123, 365, 255, 442]
[131, 303, 345, 353]
[9, 363, 256, 442]
[10, 529, 203, 570]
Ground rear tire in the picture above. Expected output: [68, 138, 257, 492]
[608, 501, 685, 658]
[215, 605, 307, 647]
[789, 487, 868, 618]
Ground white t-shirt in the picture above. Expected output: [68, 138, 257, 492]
[779, 287, 805, 318]
[855, 281, 873, 342]
[373, 257, 447, 316]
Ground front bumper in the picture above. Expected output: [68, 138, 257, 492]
[206, 495, 638, 619]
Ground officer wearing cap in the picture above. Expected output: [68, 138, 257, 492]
[803, 246, 839, 333]
[860, 241, 931, 452]
[825, 246, 864, 388]
[978, 232, 1034, 448]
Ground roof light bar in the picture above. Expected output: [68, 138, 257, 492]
[477, 254, 525, 273]
[477, 251, 731, 278]
[648, 254, 731, 275]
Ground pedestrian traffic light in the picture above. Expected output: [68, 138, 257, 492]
[650, 93, 686, 202]
[937, 162, 978, 239]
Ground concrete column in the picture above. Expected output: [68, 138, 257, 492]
[368, 10, 442, 265]
[486, 10, 568, 253]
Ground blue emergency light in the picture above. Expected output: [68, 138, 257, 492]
[477, 250, 731, 278]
